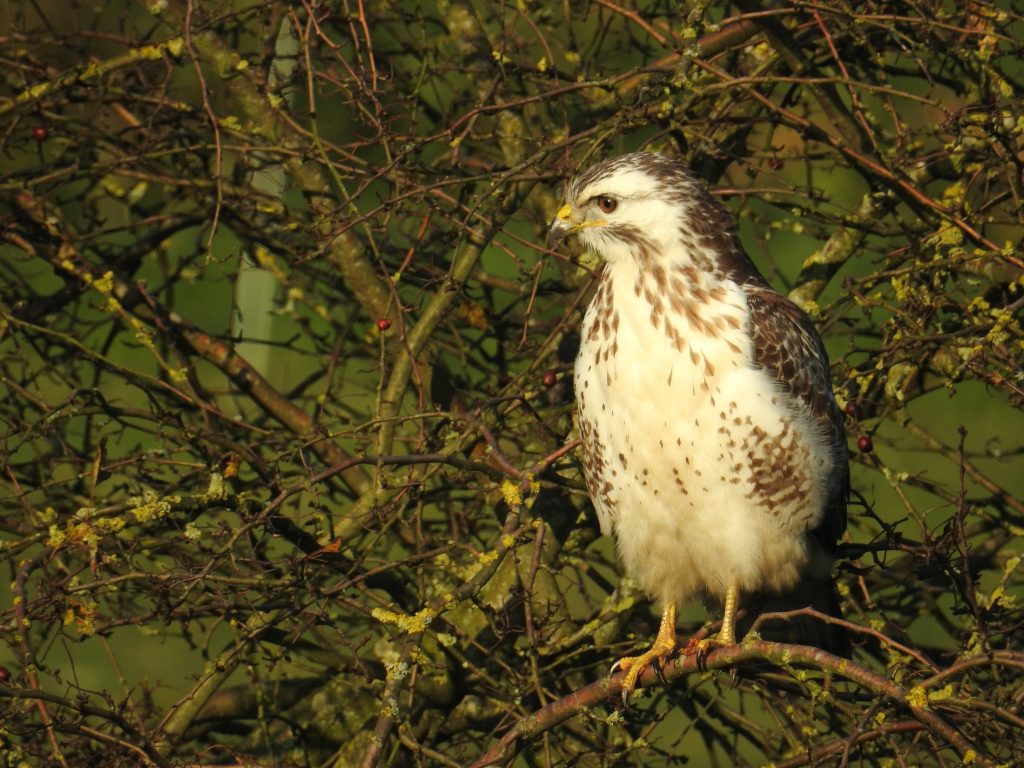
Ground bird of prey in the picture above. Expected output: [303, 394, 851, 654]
[549, 152, 849, 696]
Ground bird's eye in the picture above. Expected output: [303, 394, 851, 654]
[595, 196, 618, 214]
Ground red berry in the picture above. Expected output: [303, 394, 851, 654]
[0, 665, 9, 683]
[376, 318, 391, 331]
[542, 370, 557, 388]
[768, 157, 784, 170]
[32, 125, 48, 142]
[857, 435, 873, 453]
[844, 401, 857, 418]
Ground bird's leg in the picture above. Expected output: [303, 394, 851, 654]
[614, 603, 677, 700]
[682, 582, 741, 669]
[719, 582, 739, 646]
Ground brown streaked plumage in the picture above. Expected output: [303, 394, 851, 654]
[550, 152, 849, 698]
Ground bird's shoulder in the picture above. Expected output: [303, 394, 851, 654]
[742, 284, 832, 416]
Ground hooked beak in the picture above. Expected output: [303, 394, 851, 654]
[547, 202, 575, 247]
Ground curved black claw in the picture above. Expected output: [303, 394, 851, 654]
[681, 635, 731, 672]
[653, 656, 671, 686]
[613, 641, 677, 705]
[695, 641, 711, 673]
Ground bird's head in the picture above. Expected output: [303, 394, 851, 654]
[549, 152, 709, 265]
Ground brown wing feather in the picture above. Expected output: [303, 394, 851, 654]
[744, 285, 849, 548]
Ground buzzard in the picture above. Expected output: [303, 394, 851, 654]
[550, 152, 848, 696]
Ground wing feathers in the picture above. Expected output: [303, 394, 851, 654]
[745, 286, 849, 547]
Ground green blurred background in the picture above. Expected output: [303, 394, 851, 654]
[2, 0, 1023, 765]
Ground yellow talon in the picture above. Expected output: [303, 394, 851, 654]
[681, 583, 741, 671]
[614, 584, 743, 698]
[614, 604, 677, 701]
